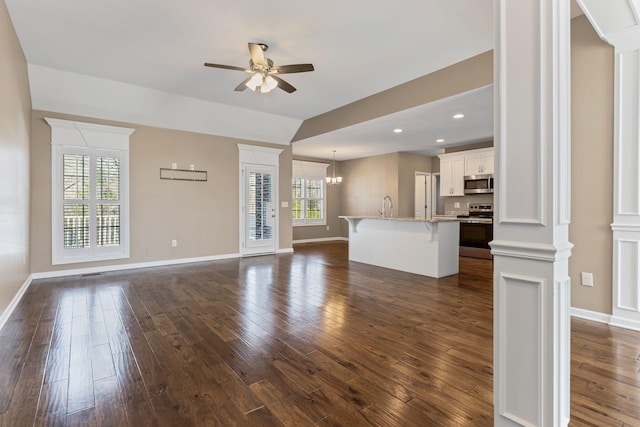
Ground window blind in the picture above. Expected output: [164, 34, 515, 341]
[292, 160, 329, 180]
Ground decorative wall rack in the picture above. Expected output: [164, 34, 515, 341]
[159, 168, 207, 182]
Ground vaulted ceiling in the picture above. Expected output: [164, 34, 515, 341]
[5, 1, 583, 160]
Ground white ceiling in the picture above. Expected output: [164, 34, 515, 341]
[5, 1, 583, 161]
[294, 85, 494, 161]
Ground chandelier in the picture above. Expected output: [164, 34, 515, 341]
[326, 150, 342, 185]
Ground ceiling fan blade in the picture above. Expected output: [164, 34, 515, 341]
[204, 63, 251, 72]
[271, 75, 297, 93]
[271, 64, 315, 74]
[248, 43, 267, 68]
[234, 76, 253, 91]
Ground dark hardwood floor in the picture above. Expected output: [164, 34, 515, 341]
[0, 241, 638, 426]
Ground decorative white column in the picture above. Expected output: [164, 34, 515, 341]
[492, 0, 572, 426]
[610, 42, 640, 331]
[576, 1, 640, 331]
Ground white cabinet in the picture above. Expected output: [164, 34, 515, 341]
[464, 149, 494, 175]
[439, 154, 465, 196]
[439, 148, 494, 197]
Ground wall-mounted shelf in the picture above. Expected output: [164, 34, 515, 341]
[160, 168, 207, 182]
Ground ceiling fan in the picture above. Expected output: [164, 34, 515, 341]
[204, 42, 314, 94]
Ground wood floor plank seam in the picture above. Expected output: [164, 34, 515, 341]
[0, 242, 638, 426]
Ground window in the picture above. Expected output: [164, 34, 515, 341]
[46, 118, 134, 265]
[292, 160, 329, 226]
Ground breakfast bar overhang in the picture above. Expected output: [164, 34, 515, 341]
[340, 216, 460, 278]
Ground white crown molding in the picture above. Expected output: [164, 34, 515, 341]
[237, 144, 283, 166]
[577, 0, 640, 50]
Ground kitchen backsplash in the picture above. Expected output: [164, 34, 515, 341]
[442, 193, 494, 216]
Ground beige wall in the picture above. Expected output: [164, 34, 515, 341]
[340, 153, 399, 222]
[0, 1, 31, 318]
[293, 51, 493, 141]
[570, 15, 614, 314]
[30, 110, 293, 273]
[397, 153, 432, 217]
[293, 152, 433, 240]
[336, 152, 434, 235]
[291, 157, 343, 242]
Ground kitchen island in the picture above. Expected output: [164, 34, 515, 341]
[339, 216, 460, 278]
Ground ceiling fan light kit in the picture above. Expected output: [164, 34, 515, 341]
[245, 73, 278, 93]
[204, 42, 314, 94]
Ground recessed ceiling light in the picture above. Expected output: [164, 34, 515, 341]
[453, 113, 465, 119]
[436, 139, 445, 143]
[393, 128, 403, 133]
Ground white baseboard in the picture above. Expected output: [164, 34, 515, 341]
[0, 274, 33, 332]
[609, 315, 640, 332]
[277, 248, 294, 254]
[553, 307, 640, 332]
[570, 307, 612, 324]
[293, 237, 348, 244]
[31, 252, 241, 280]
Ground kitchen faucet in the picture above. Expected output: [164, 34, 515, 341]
[380, 195, 393, 218]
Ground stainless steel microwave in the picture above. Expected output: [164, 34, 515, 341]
[464, 174, 494, 194]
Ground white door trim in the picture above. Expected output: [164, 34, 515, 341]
[237, 144, 283, 256]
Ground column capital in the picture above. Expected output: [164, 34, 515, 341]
[577, 0, 640, 50]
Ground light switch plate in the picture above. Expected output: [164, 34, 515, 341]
[581, 272, 593, 287]
[281, 201, 289, 208]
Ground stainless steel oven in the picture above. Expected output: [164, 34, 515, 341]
[458, 203, 493, 259]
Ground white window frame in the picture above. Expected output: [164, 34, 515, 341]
[292, 160, 329, 227]
[46, 118, 134, 265]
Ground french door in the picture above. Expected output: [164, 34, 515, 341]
[242, 164, 277, 256]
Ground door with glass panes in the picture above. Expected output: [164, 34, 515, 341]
[242, 164, 277, 255]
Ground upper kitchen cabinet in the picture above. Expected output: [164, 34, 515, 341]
[464, 148, 494, 175]
[439, 153, 466, 196]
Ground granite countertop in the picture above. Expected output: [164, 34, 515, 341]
[338, 215, 461, 223]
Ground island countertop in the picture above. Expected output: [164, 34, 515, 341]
[339, 215, 460, 278]
[338, 215, 460, 223]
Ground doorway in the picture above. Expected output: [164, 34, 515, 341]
[242, 164, 277, 256]
[415, 172, 438, 218]
[237, 144, 282, 257]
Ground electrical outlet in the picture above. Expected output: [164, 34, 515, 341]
[171, 239, 178, 247]
[171, 162, 177, 169]
[281, 201, 289, 208]
[326, 225, 330, 231]
[581, 272, 593, 287]
[454, 202, 460, 208]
